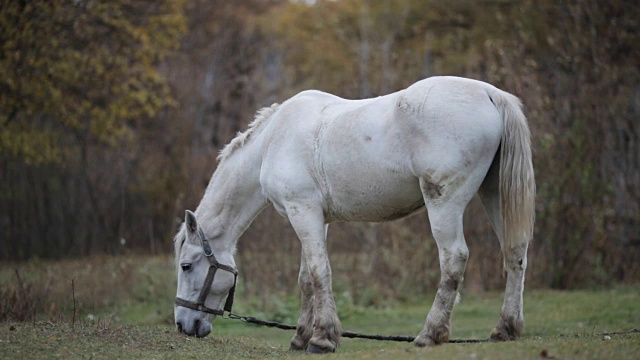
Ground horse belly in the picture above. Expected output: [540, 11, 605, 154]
[324, 171, 424, 222]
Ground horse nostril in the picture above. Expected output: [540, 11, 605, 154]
[176, 321, 183, 333]
[194, 319, 201, 330]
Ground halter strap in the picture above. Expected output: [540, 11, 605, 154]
[175, 228, 238, 316]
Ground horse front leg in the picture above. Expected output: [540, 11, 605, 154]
[286, 205, 341, 354]
[289, 251, 315, 351]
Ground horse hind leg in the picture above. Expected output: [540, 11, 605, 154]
[490, 242, 527, 341]
[414, 179, 471, 347]
[486, 210, 528, 341]
[289, 250, 315, 351]
[478, 155, 527, 341]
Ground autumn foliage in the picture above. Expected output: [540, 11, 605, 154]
[1, 0, 638, 299]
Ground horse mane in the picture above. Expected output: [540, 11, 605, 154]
[175, 105, 280, 270]
[217, 103, 280, 162]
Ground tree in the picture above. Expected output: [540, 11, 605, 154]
[0, 0, 186, 259]
[0, 0, 185, 164]
[256, 0, 640, 290]
[476, 0, 640, 287]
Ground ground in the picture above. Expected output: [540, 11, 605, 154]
[1, 287, 638, 359]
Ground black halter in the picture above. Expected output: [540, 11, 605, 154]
[175, 228, 238, 316]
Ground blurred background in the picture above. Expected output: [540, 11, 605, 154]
[0, 0, 638, 319]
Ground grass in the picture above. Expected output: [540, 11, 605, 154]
[1, 256, 639, 359]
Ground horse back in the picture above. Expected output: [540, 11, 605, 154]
[260, 78, 503, 222]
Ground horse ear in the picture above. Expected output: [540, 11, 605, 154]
[185, 210, 198, 234]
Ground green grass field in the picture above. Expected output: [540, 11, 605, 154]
[1, 256, 638, 359]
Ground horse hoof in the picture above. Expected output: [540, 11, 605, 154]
[414, 327, 449, 347]
[414, 334, 438, 348]
[306, 343, 335, 354]
[490, 317, 522, 341]
[289, 343, 307, 351]
[490, 327, 518, 342]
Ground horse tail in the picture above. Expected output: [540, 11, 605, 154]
[488, 88, 536, 253]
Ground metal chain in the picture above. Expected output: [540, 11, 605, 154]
[225, 312, 488, 343]
[599, 328, 639, 336]
[226, 313, 296, 331]
[223, 313, 639, 343]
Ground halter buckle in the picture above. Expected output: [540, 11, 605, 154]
[199, 228, 214, 257]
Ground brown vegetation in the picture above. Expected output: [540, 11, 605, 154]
[0, 255, 174, 322]
[1, 0, 638, 308]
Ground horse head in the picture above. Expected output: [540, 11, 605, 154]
[174, 210, 237, 337]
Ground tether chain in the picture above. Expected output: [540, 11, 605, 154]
[225, 314, 640, 343]
[225, 313, 487, 343]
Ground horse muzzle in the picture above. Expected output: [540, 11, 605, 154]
[176, 318, 212, 338]
[175, 307, 213, 338]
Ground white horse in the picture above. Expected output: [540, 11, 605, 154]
[174, 76, 535, 353]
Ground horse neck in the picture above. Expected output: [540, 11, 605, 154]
[194, 143, 267, 257]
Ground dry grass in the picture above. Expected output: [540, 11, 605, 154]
[0, 255, 175, 323]
[1, 286, 638, 360]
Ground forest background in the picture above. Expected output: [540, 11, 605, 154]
[1, 0, 638, 307]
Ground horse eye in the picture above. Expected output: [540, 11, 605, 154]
[181, 263, 192, 272]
